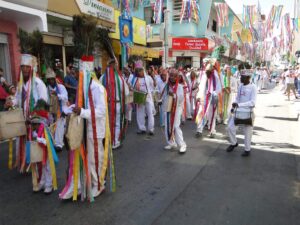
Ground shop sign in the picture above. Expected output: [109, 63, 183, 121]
[172, 38, 209, 51]
[76, 0, 114, 23]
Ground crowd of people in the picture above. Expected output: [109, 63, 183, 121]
[0, 52, 265, 201]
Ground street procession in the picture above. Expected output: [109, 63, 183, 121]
[0, 0, 300, 224]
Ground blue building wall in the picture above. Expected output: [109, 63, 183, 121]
[134, 0, 235, 39]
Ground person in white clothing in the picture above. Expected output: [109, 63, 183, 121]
[129, 65, 155, 135]
[226, 70, 257, 157]
[195, 63, 222, 138]
[72, 79, 106, 198]
[46, 68, 69, 151]
[157, 69, 168, 126]
[21, 54, 49, 118]
[163, 69, 187, 154]
[285, 68, 298, 101]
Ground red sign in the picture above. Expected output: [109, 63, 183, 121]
[172, 38, 209, 51]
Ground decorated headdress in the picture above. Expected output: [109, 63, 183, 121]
[45, 68, 56, 79]
[134, 60, 143, 69]
[240, 70, 252, 77]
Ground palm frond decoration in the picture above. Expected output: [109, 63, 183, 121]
[18, 29, 43, 56]
[96, 27, 115, 59]
[72, 15, 98, 57]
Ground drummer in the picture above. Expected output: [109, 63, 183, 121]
[128, 61, 155, 135]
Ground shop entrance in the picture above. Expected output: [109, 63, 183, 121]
[176, 57, 192, 69]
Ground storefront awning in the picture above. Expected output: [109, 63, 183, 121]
[112, 40, 160, 59]
[0, 0, 48, 32]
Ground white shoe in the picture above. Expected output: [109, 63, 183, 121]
[44, 186, 53, 194]
[164, 145, 177, 150]
[179, 145, 187, 154]
[60, 188, 81, 200]
[33, 183, 44, 192]
[92, 186, 105, 198]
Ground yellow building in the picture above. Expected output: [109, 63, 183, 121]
[109, 9, 159, 64]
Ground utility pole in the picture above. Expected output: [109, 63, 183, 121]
[163, 9, 169, 68]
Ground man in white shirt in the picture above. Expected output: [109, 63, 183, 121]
[128, 65, 155, 135]
[46, 68, 69, 152]
[285, 68, 298, 101]
[72, 78, 107, 198]
[195, 63, 222, 138]
[21, 54, 49, 118]
[226, 70, 257, 157]
[162, 69, 187, 154]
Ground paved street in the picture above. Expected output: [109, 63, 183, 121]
[0, 86, 300, 225]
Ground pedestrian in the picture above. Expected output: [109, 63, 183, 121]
[188, 70, 199, 119]
[64, 65, 78, 104]
[4, 85, 18, 110]
[128, 61, 155, 135]
[226, 70, 257, 157]
[46, 68, 69, 152]
[163, 68, 187, 154]
[123, 66, 134, 124]
[101, 59, 129, 149]
[285, 67, 298, 101]
[195, 61, 222, 138]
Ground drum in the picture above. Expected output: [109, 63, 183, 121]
[49, 94, 58, 114]
[133, 91, 147, 105]
[125, 91, 134, 104]
[28, 141, 43, 163]
[65, 113, 84, 150]
[0, 109, 26, 141]
[234, 108, 254, 126]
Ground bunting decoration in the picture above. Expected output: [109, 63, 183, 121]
[180, 0, 201, 23]
[242, 5, 256, 29]
[153, 0, 164, 24]
[214, 3, 229, 27]
[266, 5, 284, 36]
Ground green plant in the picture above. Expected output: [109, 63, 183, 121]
[18, 29, 43, 56]
[72, 15, 98, 57]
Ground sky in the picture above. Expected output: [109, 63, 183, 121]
[225, 0, 295, 18]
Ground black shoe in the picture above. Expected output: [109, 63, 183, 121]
[55, 146, 63, 153]
[148, 131, 154, 136]
[226, 143, 238, 152]
[195, 132, 202, 139]
[137, 130, 146, 135]
[241, 151, 250, 157]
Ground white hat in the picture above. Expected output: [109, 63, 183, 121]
[21, 54, 33, 67]
[205, 63, 213, 72]
[45, 68, 56, 79]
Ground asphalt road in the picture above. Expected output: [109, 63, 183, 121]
[0, 86, 300, 225]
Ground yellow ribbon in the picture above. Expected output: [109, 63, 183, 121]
[73, 149, 80, 201]
[44, 128, 58, 190]
[8, 139, 13, 169]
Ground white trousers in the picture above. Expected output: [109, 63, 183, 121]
[136, 101, 155, 132]
[126, 103, 133, 122]
[87, 137, 104, 188]
[227, 116, 253, 151]
[185, 93, 192, 119]
[113, 103, 121, 148]
[39, 160, 52, 188]
[197, 106, 217, 134]
[164, 108, 186, 147]
[54, 117, 66, 148]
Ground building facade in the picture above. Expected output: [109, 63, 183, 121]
[0, 0, 48, 83]
[141, 0, 238, 68]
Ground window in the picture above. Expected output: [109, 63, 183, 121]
[144, 6, 154, 24]
[0, 34, 11, 84]
[212, 20, 217, 32]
